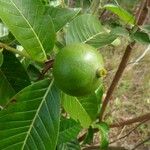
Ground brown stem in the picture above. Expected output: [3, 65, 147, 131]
[99, 0, 149, 122]
[41, 59, 54, 75]
[110, 113, 150, 128]
[99, 42, 135, 121]
[38, 59, 54, 80]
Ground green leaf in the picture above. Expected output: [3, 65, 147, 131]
[0, 0, 55, 62]
[131, 31, 150, 44]
[94, 122, 109, 149]
[46, 6, 80, 32]
[104, 4, 135, 25]
[0, 49, 3, 67]
[57, 139, 81, 150]
[1, 51, 31, 93]
[78, 85, 103, 121]
[62, 86, 103, 128]
[66, 14, 117, 48]
[111, 26, 129, 37]
[0, 70, 15, 106]
[58, 118, 81, 144]
[0, 51, 30, 106]
[86, 33, 117, 48]
[62, 94, 92, 128]
[83, 127, 94, 145]
[0, 79, 61, 150]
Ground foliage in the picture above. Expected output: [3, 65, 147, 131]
[0, 0, 149, 150]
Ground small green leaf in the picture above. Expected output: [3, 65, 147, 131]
[46, 6, 80, 31]
[58, 118, 81, 144]
[62, 94, 92, 128]
[111, 38, 121, 47]
[83, 127, 94, 145]
[104, 4, 135, 25]
[131, 31, 150, 44]
[94, 122, 109, 149]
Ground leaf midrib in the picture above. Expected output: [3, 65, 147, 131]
[83, 31, 106, 43]
[10, 0, 46, 58]
[21, 80, 53, 150]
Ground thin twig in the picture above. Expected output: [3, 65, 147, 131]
[129, 45, 150, 65]
[109, 119, 149, 144]
[0, 42, 30, 58]
[116, 126, 126, 139]
[131, 136, 150, 150]
[110, 113, 150, 128]
[99, 0, 149, 122]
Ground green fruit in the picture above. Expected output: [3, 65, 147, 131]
[53, 44, 105, 97]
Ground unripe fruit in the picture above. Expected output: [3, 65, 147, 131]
[53, 44, 105, 97]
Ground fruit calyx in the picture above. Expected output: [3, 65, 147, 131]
[96, 68, 107, 78]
